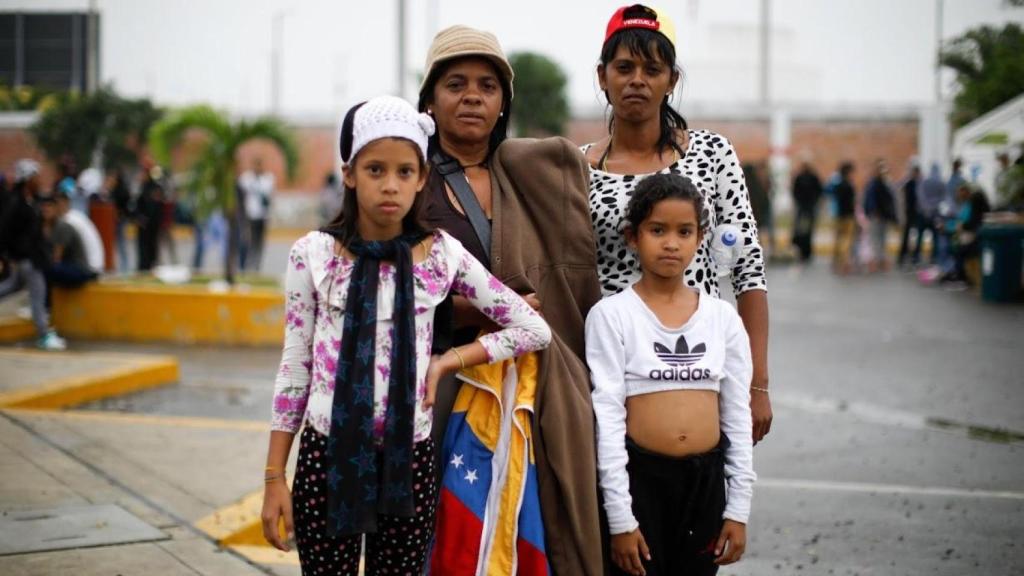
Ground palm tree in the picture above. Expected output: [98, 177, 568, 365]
[148, 106, 299, 284]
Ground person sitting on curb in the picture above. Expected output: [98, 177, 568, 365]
[0, 160, 67, 350]
[940, 183, 991, 287]
[59, 178, 105, 276]
[39, 193, 99, 289]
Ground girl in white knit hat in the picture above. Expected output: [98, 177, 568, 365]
[259, 95, 551, 575]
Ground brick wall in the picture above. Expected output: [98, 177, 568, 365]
[2, 114, 919, 206]
[566, 116, 919, 192]
[789, 120, 919, 190]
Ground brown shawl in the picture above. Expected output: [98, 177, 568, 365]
[490, 137, 604, 576]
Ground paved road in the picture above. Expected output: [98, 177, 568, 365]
[75, 258, 1024, 575]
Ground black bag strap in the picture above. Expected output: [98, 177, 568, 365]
[432, 151, 491, 262]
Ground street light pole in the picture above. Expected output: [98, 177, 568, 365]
[759, 0, 771, 105]
[934, 0, 943, 103]
[920, 0, 949, 177]
[426, 0, 438, 45]
[397, 0, 407, 99]
[270, 10, 285, 116]
[87, 0, 98, 93]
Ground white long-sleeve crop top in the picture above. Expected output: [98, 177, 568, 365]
[586, 286, 755, 533]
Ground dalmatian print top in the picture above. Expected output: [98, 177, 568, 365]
[584, 129, 768, 298]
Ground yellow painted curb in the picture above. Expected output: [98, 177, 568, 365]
[0, 317, 35, 343]
[221, 519, 272, 547]
[51, 284, 284, 346]
[0, 352, 179, 410]
[194, 488, 292, 560]
[195, 488, 293, 549]
[195, 489, 267, 544]
[166, 224, 305, 243]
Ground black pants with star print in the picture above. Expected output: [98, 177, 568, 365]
[293, 426, 438, 576]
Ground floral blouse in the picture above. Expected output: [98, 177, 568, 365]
[271, 229, 552, 442]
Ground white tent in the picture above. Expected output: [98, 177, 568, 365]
[951, 93, 1024, 204]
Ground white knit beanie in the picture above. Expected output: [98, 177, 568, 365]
[345, 96, 435, 165]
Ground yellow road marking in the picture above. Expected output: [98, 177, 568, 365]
[4, 408, 269, 431]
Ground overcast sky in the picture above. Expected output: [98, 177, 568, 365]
[5, 0, 1023, 118]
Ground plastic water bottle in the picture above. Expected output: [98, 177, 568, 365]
[709, 224, 743, 278]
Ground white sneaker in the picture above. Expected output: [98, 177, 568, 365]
[37, 331, 67, 351]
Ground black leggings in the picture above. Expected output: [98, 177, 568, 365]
[611, 435, 729, 576]
[292, 427, 438, 575]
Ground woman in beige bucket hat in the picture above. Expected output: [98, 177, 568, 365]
[419, 24, 604, 576]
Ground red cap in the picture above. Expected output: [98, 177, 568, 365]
[604, 4, 677, 48]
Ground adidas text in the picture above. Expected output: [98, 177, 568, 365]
[649, 366, 712, 381]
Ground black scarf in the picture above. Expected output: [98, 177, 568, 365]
[325, 232, 426, 536]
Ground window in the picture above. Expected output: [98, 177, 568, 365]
[0, 12, 99, 91]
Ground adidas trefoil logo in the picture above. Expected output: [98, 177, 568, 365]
[651, 335, 711, 380]
[654, 335, 706, 366]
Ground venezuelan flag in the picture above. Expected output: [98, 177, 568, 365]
[430, 353, 550, 575]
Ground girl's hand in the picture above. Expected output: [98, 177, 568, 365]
[423, 352, 457, 410]
[521, 292, 542, 312]
[713, 519, 746, 565]
[611, 528, 651, 575]
[261, 479, 295, 552]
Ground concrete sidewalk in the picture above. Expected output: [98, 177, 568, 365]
[0, 344, 295, 575]
[0, 409, 279, 575]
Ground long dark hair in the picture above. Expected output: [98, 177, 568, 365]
[417, 56, 513, 160]
[320, 102, 431, 246]
[601, 8, 688, 157]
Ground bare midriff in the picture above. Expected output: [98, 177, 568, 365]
[626, 389, 720, 457]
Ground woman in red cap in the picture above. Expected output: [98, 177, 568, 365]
[583, 4, 770, 575]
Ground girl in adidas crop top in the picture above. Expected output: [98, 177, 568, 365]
[586, 173, 754, 575]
